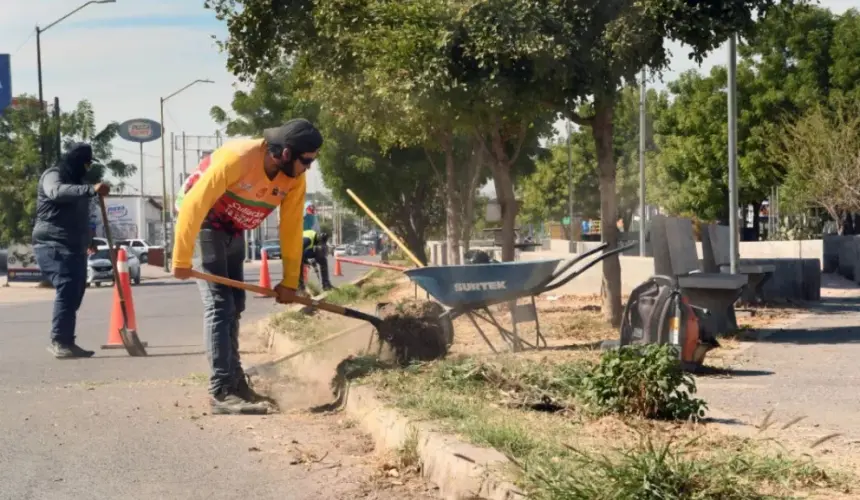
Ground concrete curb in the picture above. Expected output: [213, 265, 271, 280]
[265, 325, 525, 500]
[263, 270, 525, 499]
[344, 385, 525, 500]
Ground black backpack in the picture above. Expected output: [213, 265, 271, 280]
[620, 275, 684, 347]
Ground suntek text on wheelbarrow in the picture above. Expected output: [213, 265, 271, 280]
[454, 281, 507, 292]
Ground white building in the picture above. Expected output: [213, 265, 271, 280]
[89, 194, 165, 244]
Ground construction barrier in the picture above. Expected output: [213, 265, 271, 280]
[102, 248, 147, 349]
[258, 249, 271, 296]
[334, 256, 410, 272]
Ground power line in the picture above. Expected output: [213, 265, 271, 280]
[13, 30, 35, 55]
[113, 145, 161, 160]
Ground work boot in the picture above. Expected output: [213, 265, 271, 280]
[323, 283, 334, 292]
[236, 374, 279, 409]
[47, 341, 94, 359]
[210, 388, 270, 415]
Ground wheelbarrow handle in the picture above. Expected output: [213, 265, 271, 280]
[188, 269, 381, 326]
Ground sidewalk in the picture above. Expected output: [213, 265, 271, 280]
[697, 274, 860, 444]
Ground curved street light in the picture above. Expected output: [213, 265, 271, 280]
[36, 0, 116, 169]
[159, 79, 214, 271]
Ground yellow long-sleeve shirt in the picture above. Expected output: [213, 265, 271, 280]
[172, 138, 306, 289]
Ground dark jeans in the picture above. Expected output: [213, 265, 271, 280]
[33, 245, 88, 345]
[195, 229, 246, 396]
[298, 245, 332, 289]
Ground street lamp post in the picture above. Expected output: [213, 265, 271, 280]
[159, 79, 214, 272]
[36, 0, 115, 170]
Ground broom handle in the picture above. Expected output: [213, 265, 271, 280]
[346, 188, 425, 268]
[189, 269, 351, 317]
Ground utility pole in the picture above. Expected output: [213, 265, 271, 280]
[727, 34, 739, 274]
[181, 131, 188, 179]
[169, 131, 176, 216]
[567, 120, 574, 253]
[639, 67, 647, 256]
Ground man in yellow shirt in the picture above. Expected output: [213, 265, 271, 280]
[172, 119, 323, 415]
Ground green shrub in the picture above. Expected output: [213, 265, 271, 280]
[579, 344, 707, 420]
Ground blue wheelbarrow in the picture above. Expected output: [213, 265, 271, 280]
[402, 242, 635, 352]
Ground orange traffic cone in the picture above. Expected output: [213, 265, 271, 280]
[370, 247, 376, 256]
[334, 258, 343, 277]
[102, 248, 145, 349]
[258, 249, 271, 297]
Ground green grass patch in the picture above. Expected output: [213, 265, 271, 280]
[355, 350, 849, 499]
[269, 310, 324, 343]
[325, 284, 362, 305]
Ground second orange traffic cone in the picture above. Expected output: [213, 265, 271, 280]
[334, 258, 343, 277]
[102, 248, 142, 349]
[258, 249, 271, 297]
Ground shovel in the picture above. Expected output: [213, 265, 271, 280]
[189, 269, 383, 375]
[98, 196, 148, 357]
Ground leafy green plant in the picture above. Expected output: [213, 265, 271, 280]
[579, 345, 707, 420]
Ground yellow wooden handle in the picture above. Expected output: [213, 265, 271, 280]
[346, 188, 425, 268]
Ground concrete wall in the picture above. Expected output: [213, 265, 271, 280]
[549, 238, 825, 267]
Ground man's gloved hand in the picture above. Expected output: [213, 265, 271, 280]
[274, 284, 298, 304]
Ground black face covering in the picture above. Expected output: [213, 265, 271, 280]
[60, 143, 94, 183]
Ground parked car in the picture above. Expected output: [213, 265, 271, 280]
[115, 238, 162, 264]
[87, 246, 141, 287]
[91, 237, 108, 248]
[333, 245, 348, 257]
[260, 239, 281, 259]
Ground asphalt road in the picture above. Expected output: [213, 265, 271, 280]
[0, 257, 420, 500]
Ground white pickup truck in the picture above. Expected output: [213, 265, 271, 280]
[115, 239, 162, 264]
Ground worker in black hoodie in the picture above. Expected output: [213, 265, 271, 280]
[32, 143, 110, 359]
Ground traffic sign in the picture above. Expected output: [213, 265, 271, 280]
[0, 54, 11, 113]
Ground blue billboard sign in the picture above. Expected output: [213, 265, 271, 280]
[0, 54, 10, 113]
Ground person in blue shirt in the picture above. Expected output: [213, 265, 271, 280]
[303, 202, 320, 232]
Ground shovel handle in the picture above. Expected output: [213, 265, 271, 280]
[189, 269, 351, 317]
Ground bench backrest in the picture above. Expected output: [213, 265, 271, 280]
[703, 224, 732, 269]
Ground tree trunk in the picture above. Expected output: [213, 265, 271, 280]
[492, 165, 517, 261]
[489, 132, 517, 262]
[591, 100, 623, 327]
[443, 138, 461, 265]
[459, 142, 485, 254]
[401, 224, 429, 265]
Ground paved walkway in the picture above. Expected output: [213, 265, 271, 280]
[697, 275, 860, 448]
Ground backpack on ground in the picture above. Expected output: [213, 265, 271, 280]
[618, 275, 718, 371]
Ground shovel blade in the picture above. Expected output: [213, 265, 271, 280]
[119, 327, 148, 357]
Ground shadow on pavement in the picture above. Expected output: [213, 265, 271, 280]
[136, 280, 196, 288]
[746, 325, 860, 346]
[694, 366, 775, 377]
[99, 350, 206, 358]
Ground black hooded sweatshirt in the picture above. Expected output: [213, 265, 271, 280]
[32, 143, 98, 254]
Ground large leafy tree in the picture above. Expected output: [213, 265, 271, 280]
[206, 0, 553, 265]
[0, 97, 136, 246]
[211, 66, 445, 257]
[519, 86, 668, 231]
[317, 122, 445, 263]
[772, 98, 860, 234]
[651, 4, 860, 234]
[208, 0, 789, 326]
[547, 0, 791, 324]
